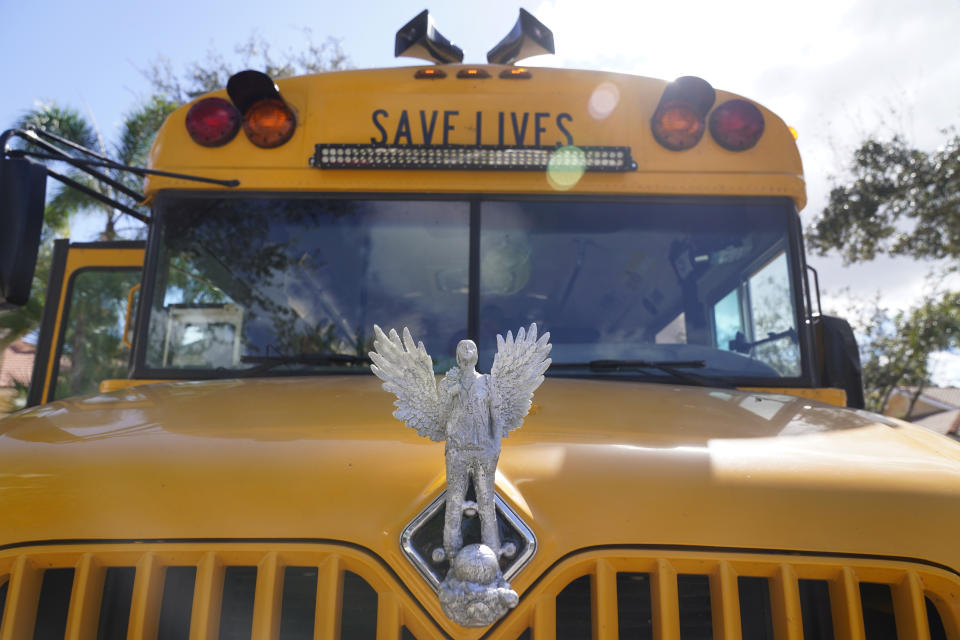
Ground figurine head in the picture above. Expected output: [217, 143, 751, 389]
[456, 340, 478, 369]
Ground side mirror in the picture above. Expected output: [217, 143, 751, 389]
[0, 157, 46, 307]
[817, 315, 865, 409]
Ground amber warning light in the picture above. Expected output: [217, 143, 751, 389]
[650, 76, 716, 151]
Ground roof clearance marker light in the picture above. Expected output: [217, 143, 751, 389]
[185, 97, 241, 147]
[415, 68, 447, 79]
[499, 68, 532, 79]
[708, 99, 765, 151]
[311, 144, 636, 172]
[651, 76, 716, 151]
[457, 68, 491, 79]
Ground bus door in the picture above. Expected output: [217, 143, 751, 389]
[27, 240, 145, 406]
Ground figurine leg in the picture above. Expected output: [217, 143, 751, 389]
[444, 453, 469, 556]
[473, 456, 500, 553]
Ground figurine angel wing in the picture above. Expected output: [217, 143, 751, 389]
[369, 325, 446, 442]
[490, 324, 552, 436]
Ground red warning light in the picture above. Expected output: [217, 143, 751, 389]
[185, 98, 240, 147]
[709, 100, 765, 151]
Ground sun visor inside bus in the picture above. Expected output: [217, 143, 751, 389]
[0, 156, 45, 307]
[486, 8, 555, 65]
[395, 10, 464, 64]
[226, 70, 283, 115]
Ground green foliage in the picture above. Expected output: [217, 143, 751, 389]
[811, 127, 960, 407]
[143, 31, 351, 104]
[54, 269, 141, 399]
[2, 33, 349, 400]
[850, 292, 960, 413]
[809, 131, 960, 263]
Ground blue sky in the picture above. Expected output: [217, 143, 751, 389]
[4, 0, 960, 378]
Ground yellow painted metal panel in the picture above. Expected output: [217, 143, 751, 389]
[652, 559, 680, 640]
[189, 552, 224, 640]
[375, 592, 400, 640]
[145, 67, 806, 210]
[0, 556, 42, 640]
[252, 552, 283, 640]
[739, 387, 848, 407]
[128, 552, 165, 640]
[770, 564, 803, 640]
[99, 379, 167, 392]
[591, 559, 618, 640]
[830, 567, 866, 640]
[65, 553, 105, 640]
[5, 378, 960, 579]
[710, 561, 741, 640]
[532, 595, 556, 640]
[892, 571, 931, 640]
[313, 555, 342, 640]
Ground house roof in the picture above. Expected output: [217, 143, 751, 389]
[917, 387, 960, 408]
[913, 408, 960, 435]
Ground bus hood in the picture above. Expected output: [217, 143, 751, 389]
[2, 376, 960, 580]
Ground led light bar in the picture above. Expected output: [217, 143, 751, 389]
[311, 144, 637, 172]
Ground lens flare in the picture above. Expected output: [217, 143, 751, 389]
[547, 146, 586, 190]
[588, 82, 620, 120]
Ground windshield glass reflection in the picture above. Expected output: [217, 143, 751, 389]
[146, 196, 802, 381]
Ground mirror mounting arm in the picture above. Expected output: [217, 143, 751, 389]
[1, 126, 241, 226]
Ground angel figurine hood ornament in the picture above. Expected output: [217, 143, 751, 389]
[370, 324, 552, 627]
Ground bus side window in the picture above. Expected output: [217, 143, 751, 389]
[711, 252, 800, 376]
[54, 268, 142, 400]
[713, 287, 744, 351]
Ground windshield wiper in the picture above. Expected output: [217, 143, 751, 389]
[236, 353, 371, 376]
[550, 359, 735, 388]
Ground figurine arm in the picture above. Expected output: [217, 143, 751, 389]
[438, 368, 459, 426]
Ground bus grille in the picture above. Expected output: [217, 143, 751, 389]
[1, 544, 959, 639]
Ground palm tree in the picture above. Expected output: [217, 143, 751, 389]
[0, 98, 177, 374]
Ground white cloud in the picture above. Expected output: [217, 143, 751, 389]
[531, 0, 960, 312]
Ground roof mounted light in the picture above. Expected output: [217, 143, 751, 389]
[185, 97, 240, 147]
[650, 76, 716, 151]
[486, 8, 554, 65]
[226, 70, 296, 148]
[395, 10, 464, 64]
[311, 143, 636, 172]
[709, 99, 765, 151]
[227, 70, 282, 114]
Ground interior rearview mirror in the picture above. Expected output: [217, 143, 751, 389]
[0, 156, 46, 307]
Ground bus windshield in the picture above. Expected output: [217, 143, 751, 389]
[143, 194, 804, 383]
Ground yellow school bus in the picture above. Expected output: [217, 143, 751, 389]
[1, 9, 958, 639]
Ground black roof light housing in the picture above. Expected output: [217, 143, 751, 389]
[227, 70, 283, 114]
[486, 8, 555, 65]
[395, 10, 464, 64]
[226, 70, 297, 149]
[650, 76, 716, 151]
